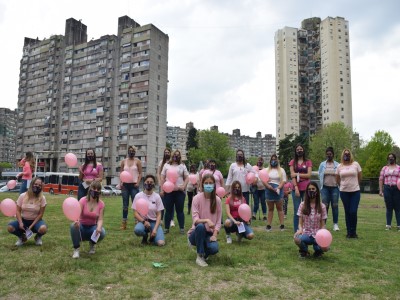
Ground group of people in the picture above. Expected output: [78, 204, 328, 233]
[5, 145, 400, 266]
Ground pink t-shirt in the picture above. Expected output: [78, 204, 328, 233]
[187, 192, 222, 236]
[80, 163, 103, 180]
[79, 197, 105, 226]
[225, 196, 246, 219]
[132, 191, 164, 221]
[123, 159, 140, 183]
[297, 202, 327, 237]
[17, 193, 46, 220]
[161, 163, 189, 191]
[211, 170, 224, 189]
[289, 159, 312, 191]
[22, 161, 33, 180]
[336, 162, 362, 192]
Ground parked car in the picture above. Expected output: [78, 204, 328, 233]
[0, 183, 22, 193]
[101, 187, 112, 196]
[103, 185, 122, 196]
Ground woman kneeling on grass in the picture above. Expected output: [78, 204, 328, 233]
[8, 177, 47, 246]
[224, 181, 254, 244]
[70, 181, 106, 259]
[187, 174, 222, 267]
[294, 182, 328, 258]
[133, 174, 165, 246]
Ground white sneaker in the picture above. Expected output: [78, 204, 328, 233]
[89, 243, 96, 254]
[226, 236, 232, 244]
[34, 235, 43, 246]
[170, 220, 175, 227]
[196, 255, 208, 267]
[72, 248, 80, 259]
[333, 224, 340, 231]
[385, 225, 392, 230]
[15, 237, 24, 246]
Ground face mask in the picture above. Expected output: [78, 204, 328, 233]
[128, 151, 135, 158]
[307, 190, 317, 199]
[326, 154, 333, 161]
[270, 161, 278, 167]
[32, 186, 42, 195]
[233, 188, 240, 195]
[257, 162, 263, 167]
[203, 184, 214, 193]
[210, 165, 216, 171]
[389, 158, 395, 164]
[343, 154, 350, 161]
[164, 153, 170, 159]
[87, 155, 94, 161]
[236, 155, 244, 162]
[173, 155, 180, 162]
[296, 151, 304, 157]
[144, 183, 154, 191]
[90, 190, 100, 198]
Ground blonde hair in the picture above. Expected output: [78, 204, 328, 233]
[340, 148, 354, 164]
[24, 177, 44, 204]
[266, 154, 283, 181]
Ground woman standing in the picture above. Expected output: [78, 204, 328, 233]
[318, 147, 340, 231]
[187, 174, 222, 267]
[224, 181, 254, 243]
[265, 154, 287, 231]
[336, 149, 362, 238]
[78, 148, 103, 200]
[119, 146, 142, 230]
[186, 164, 198, 215]
[157, 148, 174, 224]
[161, 149, 189, 234]
[7, 177, 47, 246]
[379, 153, 400, 231]
[290, 144, 312, 232]
[70, 181, 106, 258]
[17, 152, 35, 194]
[226, 149, 254, 205]
[252, 157, 267, 221]
[133, 175, 165, 246]
[294, 182, 328, 258]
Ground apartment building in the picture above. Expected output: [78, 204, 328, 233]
[16, 16, 168, 182]
[275, 16, 352, 141]
[0, 108, 17, 165]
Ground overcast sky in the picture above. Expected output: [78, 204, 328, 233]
[0, 0, 399, 145]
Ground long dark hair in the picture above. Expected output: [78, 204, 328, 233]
[161, 147, 171, 172]
[83, 148, 97, 172]
[202, 174, 217, 214]
[236, 149, 246, 165]
[230, 180, 243, 206]
[293, 144, 307, 172]
[302, 182, 322, 215]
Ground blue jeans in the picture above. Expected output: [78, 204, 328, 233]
[292, 190, 305, 232]
[189, 223, 219, 257]
[134, 221, 165, 245]
[8, 219, 47, 237]
[78, 182, 89, 200]
[340, 191, 361, 235]
[321, 186, 340, 224]
[224, 218, 254, 238]
[70, 223, 106, 249]
[296, 234, 322, 252]
[243, 192, 250, 207]
[164, 191, 185, 229]
[383, 185, 400, 226]
[122, 183, 139, 220]
[253, 189, 266, 215]
[19, 179, 29, 194]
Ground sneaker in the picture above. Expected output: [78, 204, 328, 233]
[72, 248, 80, 259]
[180, 228, 185, 235]
[34, 235, 43, 246]
[313, 250, 323, 258]
[252, 215, 256, 220]
[226, 235, 232, 244]
[333, 224, 340, 231]
[120, 220, 127, 230]
[170, 220, 175, 227]
[263, 216, 267, 221]
[89, 243, 96, 254]
[280, 224, 285, 231]
[398, 226, 400, 231]
[284, 215, 287, 219]
[163, 229, 169, 234]
[299, 250, 309, 258]
[196, 255, 208, 267]
[236, 233, 243, 243]
[385, 225, 392, 230]
[15, 237, 25, 246]
[266, 225, 272, 232]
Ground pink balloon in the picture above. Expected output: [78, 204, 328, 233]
[238, 203, 252, 222]
[202, 170, 212, 176]
[162, 181, 174, 193]
[1, 198, 17, 217]
[216, 186, 226, 198]
[315, 229, 333, 248]
[252, 165, 259, 172]
[189, 174, 197, 185]
[246, 172, 256, 185]
[62, 197, 81, 221]
[7, 180, 17, 189]
[65, 153, 78, 168]
[120, 171, 133, 183]
[259, 169, 270, 184]
[166, 168, 179, 183]
[135, 198, 149, 216]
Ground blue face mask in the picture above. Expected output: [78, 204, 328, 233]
[203, 184, 214, 193]
[270, 160, 278, 167]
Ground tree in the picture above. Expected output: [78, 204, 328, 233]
[186, 127, 198, 163]
[309, 122, 355, 167]
[357, 131, 394, 177]
[277, 133, 309, 176]
[188, 130, 234, 176]
[247, 156, 259, 167]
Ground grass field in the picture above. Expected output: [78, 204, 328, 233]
[0, 192, 399, 300]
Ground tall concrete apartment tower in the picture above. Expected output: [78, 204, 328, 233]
[17, 16, 168, 183]
[0, 108, 17, 164]
[275, 16, 352, 141]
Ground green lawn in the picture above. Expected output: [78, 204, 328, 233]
[0, 193, 399, 299]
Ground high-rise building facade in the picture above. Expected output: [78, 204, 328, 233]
[275, 16, 352, 141]
[0, 108, 17, 164]
[16, 16, 168, 182]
